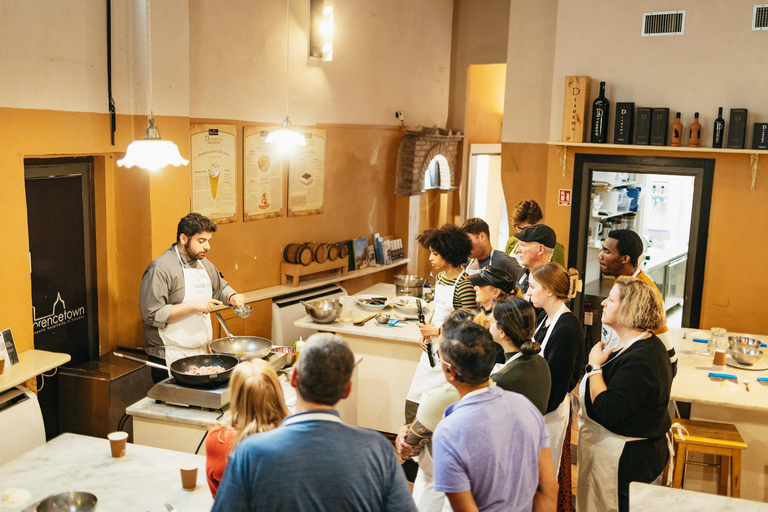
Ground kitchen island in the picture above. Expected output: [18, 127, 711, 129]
[295, 283, 428, 433]
[127, 357, 361, 454]
[671, 328, 768, 502]
[0, 433, 212, 511]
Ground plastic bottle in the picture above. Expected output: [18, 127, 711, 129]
[295, 337, 306, 358]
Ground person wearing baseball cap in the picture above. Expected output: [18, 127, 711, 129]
[468, 266, 521, 365]
[514, 224, 557, 293]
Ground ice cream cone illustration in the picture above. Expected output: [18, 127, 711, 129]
[208, 163, 220, 200]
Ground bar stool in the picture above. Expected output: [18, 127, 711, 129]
[668, 418, 746, 498]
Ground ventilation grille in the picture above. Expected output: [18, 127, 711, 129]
[642, 11, 685, 36]
[754, 5, 768, 30]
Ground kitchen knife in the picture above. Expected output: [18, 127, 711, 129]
[708, 372, 738, 380]
[417, 300, 436, 368]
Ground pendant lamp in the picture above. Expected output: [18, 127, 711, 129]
[117, 0, 188, 171]
[266, 0, 307, 147]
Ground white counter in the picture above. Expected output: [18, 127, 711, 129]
[127, 358, 359, 454]
[630, 482, 768, 511]
[0, 433, 212, 512]
[295, 283, 426, 433]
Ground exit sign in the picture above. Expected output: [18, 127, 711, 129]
[558, 189, 572, 206]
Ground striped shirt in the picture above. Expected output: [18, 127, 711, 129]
[436, 271, 477, 310]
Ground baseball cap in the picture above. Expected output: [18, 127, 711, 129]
[516, 224, 557, 249]
[468, 266, 517, 294]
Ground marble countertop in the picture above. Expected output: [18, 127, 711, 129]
[0, 433, 212, 512]
[294, 283, 426, 344]
[671, 328, 768, 411]
[630, 482, 768, 510]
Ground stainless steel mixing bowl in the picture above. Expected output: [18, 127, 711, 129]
[728, 336, 762, 349]
[728, 345, 763, 365]
[303, 299, 342, 324]
[37, 492, 97, 512]
[394, 274, 426, 288]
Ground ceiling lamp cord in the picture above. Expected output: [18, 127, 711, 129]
[284, 0, 289, 122]
[147, 0, 154, 121]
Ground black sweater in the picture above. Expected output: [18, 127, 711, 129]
[585, 334, 673, 482]
[535, 310, 584, 414]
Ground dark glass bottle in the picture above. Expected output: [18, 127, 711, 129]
[713, 107, 725, 148]
[591, 82, 610, 143]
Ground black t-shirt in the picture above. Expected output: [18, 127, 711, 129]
[585, 334, 673, 482]
[534, 310, 584, 414]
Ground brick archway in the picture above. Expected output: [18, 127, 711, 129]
[395, 130, 463, 196]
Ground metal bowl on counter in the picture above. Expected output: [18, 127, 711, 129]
[374, 313, 391, 324]
[37, 492, 97, 512]
[728, 345, 764, 365]
[303, 299, 342, 324]
[394, 274, 425, 297]
[728, 336, 763, 349]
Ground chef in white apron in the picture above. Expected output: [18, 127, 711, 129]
[533, 302, 571, 471]
[158, 246, 217, 367]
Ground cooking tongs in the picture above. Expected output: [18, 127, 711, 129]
[417, 300, 435, 367]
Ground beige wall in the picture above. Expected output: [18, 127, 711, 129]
[446, 0, 510, 132]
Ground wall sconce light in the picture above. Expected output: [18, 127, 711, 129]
[310, 0, 333, 62]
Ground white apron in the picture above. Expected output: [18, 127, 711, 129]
[576, 332, 648, 512]
[406, 269, 465, 404]
[158, 247, 214, 370]
[490, 351, 523, 376]
[535, 303, 571, 473]
[466, 252, 494, 276]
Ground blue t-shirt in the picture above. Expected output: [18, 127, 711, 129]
[433, 386, 548, 512]
[211, 410, 416, 512]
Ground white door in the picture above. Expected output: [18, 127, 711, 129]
[466, 144, 506, 249]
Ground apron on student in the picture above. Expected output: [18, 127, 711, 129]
[158, 247, 214, 371]
[535, 303, 571, 473]
[575, 332, 648, 512]
[406, 269, 465, 403]
[465, 252, 494, 276]
[491, 351, 523, 375]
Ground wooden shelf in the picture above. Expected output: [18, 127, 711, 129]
[0, 349, 71, 393]
[213, 258, 410, 308]
[548, 141, 764, 189]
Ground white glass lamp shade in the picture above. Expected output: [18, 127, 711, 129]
[265, 117, 307, 147]
[117, 117, 189, 171]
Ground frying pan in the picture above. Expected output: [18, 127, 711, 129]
[210, 312, 273, 361]
[114, 352, 238, 388]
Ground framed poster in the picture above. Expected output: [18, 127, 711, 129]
[288, 128, 326, 216]
[190, 124, 237, 223]
[243, 126, 286, 221]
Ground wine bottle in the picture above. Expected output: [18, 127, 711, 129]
[591, 82, 610, 143]
[671, 112, 683, 147]
[713, 107, 725, 148]
[689, 112, 701, 147]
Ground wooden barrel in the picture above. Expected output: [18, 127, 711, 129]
[283, 243, 314, 266]
[327, 243, 340, 261]
[307, 242, 329, 264]
[338, 243, 349, 259]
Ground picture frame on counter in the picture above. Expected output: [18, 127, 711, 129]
[287, 128, 327, 217]
[243, 125, 286, 221]
[0, 328, 19, 366]
[190, 124, 237, 223]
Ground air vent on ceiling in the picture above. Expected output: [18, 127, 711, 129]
[642, 10, 685, 36]
[754, 5, 768, 30]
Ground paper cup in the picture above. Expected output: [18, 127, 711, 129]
[713, 349, 727, 368]
[180, 460, 199, 490]
[107, 431, 128, 458]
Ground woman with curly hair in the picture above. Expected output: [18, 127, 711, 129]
[205, 359, 289, 497]
[405, 224, 475, 423]
[578, 277, 671, 512]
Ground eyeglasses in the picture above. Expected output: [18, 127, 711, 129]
[435, 349, 464, 381]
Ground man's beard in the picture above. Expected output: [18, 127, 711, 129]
[184, 242, 206, 260]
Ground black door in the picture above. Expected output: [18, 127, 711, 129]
[25, 158, 98, 365]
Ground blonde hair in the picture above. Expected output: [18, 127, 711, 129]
[211, 359, 289, 456]
[473, 285, 524, 329]
[530, 262, 582, 299]
[613, 276, 666, 331]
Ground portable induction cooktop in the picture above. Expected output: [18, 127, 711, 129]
[147, 351, 289, 410]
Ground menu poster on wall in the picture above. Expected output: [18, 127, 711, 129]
[190, 124, 237, 223]
[288, 128, 326, 216]
[0, 328, 19, 366]
[243, 126, 286, 220]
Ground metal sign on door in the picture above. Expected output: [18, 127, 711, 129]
[558, 189, 572, 206]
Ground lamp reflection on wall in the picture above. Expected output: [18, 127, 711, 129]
[117, 0, 188, 171]
[266, 0, 307, 148]
[310, 0, 333, 62]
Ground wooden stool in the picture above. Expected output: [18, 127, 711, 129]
[668, 418, 746, 498]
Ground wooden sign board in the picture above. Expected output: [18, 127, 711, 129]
[562, 76, 591, 143]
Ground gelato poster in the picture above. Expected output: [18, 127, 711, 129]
[190, 124, 237, 223]
[287, 128, 326, 216]
[244, 125, 285, 220]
